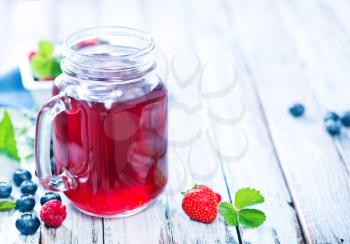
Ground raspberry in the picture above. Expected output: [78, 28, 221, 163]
[40, 200, 67, 228]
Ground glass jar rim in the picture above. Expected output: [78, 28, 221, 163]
[61, 26, 157, 82]
[64, 26, 155, 60]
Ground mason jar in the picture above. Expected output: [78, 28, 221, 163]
[35, 26, 168, 217]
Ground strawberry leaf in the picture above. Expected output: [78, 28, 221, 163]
[235, 188, 264, 209]
[238, 209, 266, 228]
[0, 201, 16, 212]
[219, 202, 238, 226]
[218, 188, 266, 229]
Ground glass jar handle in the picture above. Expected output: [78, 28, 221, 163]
[35, 93, 77, 191]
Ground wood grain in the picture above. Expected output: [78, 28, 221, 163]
[181, 0, 304, 243]
[1, 0, 350, 243]
[224, 0, 350, 242]
[141, 0, 238, 242]
[276, 0, 350, 172]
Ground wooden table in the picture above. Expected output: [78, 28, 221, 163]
[1, 0, 350, 243]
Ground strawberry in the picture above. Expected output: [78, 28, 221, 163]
[215, 193, 222, 203]
[43, 76, 54, 81]
[28, 51, 37, 61]
[182, 185, 221, 223]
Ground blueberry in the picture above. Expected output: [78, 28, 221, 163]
[13, 169, 32, 187]
[341, 111, 350, 127]
[324, 112, 340, 122]
[40, 192, 62, 205]
[0, 182, 12, 198]
[15, 213, 40, 235]
[325, 120, 341, 136]
[16, 195, 36, 212]
[289, 103, 305, 117]
[20, 180, 37, 195]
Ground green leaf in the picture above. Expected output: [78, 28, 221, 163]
[38, 40, 54, 57]
[51, 58, 62, 78]
[0, 111, 20, 161]
[31, 55, 52, 79]
[235, 188, 264, 209]
[31, 40, 62, 79]
[238, 209, 266, 228]
[0, 201, 16, 212]
[219, 201, 238, 226]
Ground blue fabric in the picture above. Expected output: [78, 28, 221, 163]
[0, 68, 34, 109]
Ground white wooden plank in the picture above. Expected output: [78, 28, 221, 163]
[138, 0, 239, 243]
[225, 0, 350, 242]
[275, 0, 350, 173]
[181, 0, 304, 243]
[315, 0, 350, 45]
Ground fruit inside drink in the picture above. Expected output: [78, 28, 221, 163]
[52, 83, 168, 216]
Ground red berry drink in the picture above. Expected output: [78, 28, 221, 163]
[35, 27, 168, 217]
[52, 84, 168, 216]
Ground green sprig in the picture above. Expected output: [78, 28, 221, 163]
[0, 111, 20, 161]
[219, 188, 266, 228]
[0, 201, 16, 212]
[31, 40, 62, 79]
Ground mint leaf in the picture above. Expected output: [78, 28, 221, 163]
[0, 201, 16, 212]
[219, 202, 238, 226]
[31, 40, 62, 79]
[38, 40, 54, 57]
[51, 58, 62, 78]
[235, 188, 264, 209]
[0, 111, 20, 161]
[31, 55, 52, 79]
[238, 209, 266, 228]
